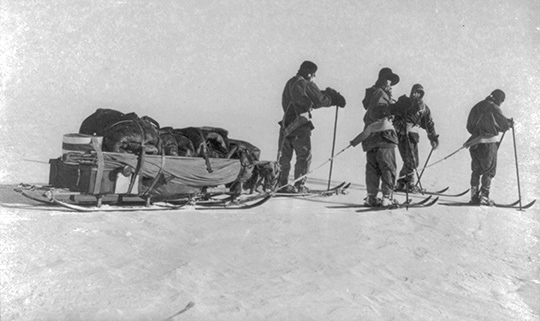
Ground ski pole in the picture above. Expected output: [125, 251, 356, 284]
[414, 168, 424, 193]
[403, 118, 410, 209]
[400, 145, 463, 181]
[415, 146, 434, 188]
[511, 126, 523, 210]
[327, 106, 339, 190]
[421, 145, 466, 171]
[497, 130, 506, 148]
[274, 144, 352, 192]
[23, 159, 50, 165]
[414, 133, 506, 177]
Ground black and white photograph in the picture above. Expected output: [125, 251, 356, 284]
[1, 1, 539, 320]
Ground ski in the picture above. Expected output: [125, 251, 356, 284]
[15, 188, 55, 205]
[440, 199, 536, 209]
[393, 186, 448, 195]
[274, 181, 347, 196]
[327, 195, 426, 209]
[493, 199, 535, 209]
[273, 182, 350, 198]
[440, 200, 519, 208]
[354, 196, 439, 212]
[194, 194, 272, 210]
[424, 188, 470, 197]
[393, 186, 470, 198]
[423, 187, 449, 194]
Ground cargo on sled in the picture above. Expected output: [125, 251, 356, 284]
[16, 133, 274, 211]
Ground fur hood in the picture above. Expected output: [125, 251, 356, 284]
[410, 84, 424, 99]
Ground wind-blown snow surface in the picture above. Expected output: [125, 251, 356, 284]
[1, 180, 538, 321]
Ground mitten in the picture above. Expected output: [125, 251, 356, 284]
[508, 118, 514, 128]
[334, 92, 346, 108]
[429, 134, 439, 150]
[324, 87, 346, 108]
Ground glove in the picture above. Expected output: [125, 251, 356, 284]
[508, 118, 514, 128]
[324, 87, 346, 108]
[323, 87, 337, 95]
[334, 92, 346, 108]
[429, 134, 439, 150]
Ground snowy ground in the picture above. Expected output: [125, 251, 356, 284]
[2, 1, 539, 320]
[1, 175, 538, 321]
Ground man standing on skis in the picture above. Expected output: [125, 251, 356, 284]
[277, 60, 346, 193]
[392, 84, 439, 193]
[359, 67, 419, 207]
[466, 89, 513, 205]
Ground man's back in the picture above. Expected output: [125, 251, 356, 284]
[467, 98, 509, 137]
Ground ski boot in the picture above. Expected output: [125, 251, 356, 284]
[469, 186, 481, 205]
[281, 185, 298, 194]
[408, 185, 423, 194]
[479, 189, 494, 206]
[394, 180, 407, 192]
[381, 195, 398, 207]
[395, 181, 422, 194]
[295, 184, 310, 194]
[480, 195, 495, 206]
[364, 194, 381, 207]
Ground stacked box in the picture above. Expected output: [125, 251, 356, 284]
[48, 158, 116, 195]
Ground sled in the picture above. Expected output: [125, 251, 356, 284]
[16, 140, 272, 211]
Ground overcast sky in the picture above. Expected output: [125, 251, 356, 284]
[1, 0, 539, 186]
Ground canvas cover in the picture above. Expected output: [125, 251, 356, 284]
[103, 152, 242, 188]
[53, 152, 243, 197]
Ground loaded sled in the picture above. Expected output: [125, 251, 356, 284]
[16, 133, 275, 212]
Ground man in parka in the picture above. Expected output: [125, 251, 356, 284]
[277, 60, 346, 193]
[360, 67, 419, 206]
[392, 84, 439, 192]
[466, 89, 513, 205]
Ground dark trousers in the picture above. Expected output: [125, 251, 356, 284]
[397, 133, 419, 184]
[366, 147, 396, 196]
[278, 134, 312, 187]
[469, 143, 498, 197]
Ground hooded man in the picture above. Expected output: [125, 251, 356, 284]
[392, 84, 439, 192]
[277, 60, 346, 193]
[360, 67, 419, 207]
[466, 89, 513, 205]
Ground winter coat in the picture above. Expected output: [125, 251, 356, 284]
[466, 96, 511, 138]
[361, 86, 398, 151]
[281, 75, 333, 137]
[392, 84, 437, 143]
